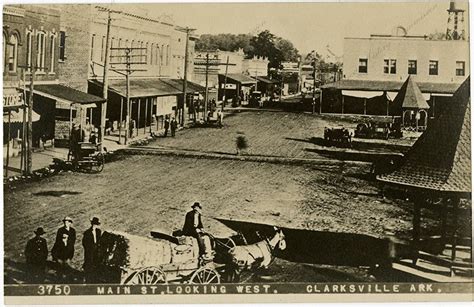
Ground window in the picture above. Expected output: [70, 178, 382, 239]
[101, 36, 105, 62]
[90, 34, 95, 62]
[150, 43, 154, 65]
[36, 32, 46, 71]
[158, 45, 161, 65]
[3, 33, 6, 73]
[358, 58, 368, 73]
[49, 33, 56, 73]
[429, 60, 438, 75]
[408, 60, 417, 75]
[166, 45, 170, 65]
[384, 59, 396, 74]
[7, 34, 19, 72]
[26, 31, 32, 71]
[456, 61, 465, 76]
[146, 42, 149, 64]
[59, 31, 66, 61]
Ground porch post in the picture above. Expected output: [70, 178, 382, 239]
[144, 98, 148, 134]
[450, 196, 460, 276]
[412, 194, 422, 265]
[319, 90, 323, 114]
[341, 95, 344, 114]
[364, 98, 367, 115]
[119, 97, 123, 144]
[5, 110, 11, 177]
[137, 98, 141, 137]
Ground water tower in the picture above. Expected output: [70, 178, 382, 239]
[446, 0, 466, 40]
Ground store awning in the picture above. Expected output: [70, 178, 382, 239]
[322, 79, 463, 95]
[34, 84, 105, 106]
[221, 73, 256, 85]
[256, 76, 279, 84]
[386, 91, 431, 101]
[342, 90, 383, 99]
[3, 108, 40, 123]
[89, 78, 205, 98]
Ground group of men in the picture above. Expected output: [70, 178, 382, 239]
[163, 116, 178, 137]
[24, 216, 103, 283]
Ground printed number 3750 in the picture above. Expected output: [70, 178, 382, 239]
[37, 285, 71, 295]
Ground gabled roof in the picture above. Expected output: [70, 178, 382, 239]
[321, 79, 461, 95]
[378, 77, 471, 194]
[392, 76, 430, 111]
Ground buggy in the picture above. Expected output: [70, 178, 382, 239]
[68, 142, 105, 173]
[324, 126, 352, 145]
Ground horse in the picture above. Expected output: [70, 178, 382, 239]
[225, 227, 286, 282]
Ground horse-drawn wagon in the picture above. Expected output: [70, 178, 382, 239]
[323, 126, 352, 146]
[95, 227, 286, 284]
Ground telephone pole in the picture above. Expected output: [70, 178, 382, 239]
[204, 53, 209, 120]
[180, 27, 195, 127]
[222, 56, 229, 111]
[99, 9, 112, 152]
[27, 65, 34, 174]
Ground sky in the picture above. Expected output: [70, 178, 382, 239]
[116, 1, 470, 60]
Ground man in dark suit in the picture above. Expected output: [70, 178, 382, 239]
[82, 217, 102, 283]
[53, 217, 76, 262]
[182, 202, 203, 238]
[25, 227, 48, 283]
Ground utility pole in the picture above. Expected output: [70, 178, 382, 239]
[181, 28, 192, 127]
[222, 56, 229, 111]
[27, 64, 34, 174]
[124, 49, 131, 145]
[204, 53, 209, 120]
[100, 10, 112, 152]
[312, 59, 317, 115]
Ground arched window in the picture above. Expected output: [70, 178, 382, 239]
[156, 44, 160, 66]
[26, 31, 32, 72]
[166, 45, 170, 66]
[35, 32, 46, 72]
[150, 43, 154, 65]
[49, 33, 56, 73]
[8, 34, 19, 72]
[160, 44, 164, 65]
[145, 42, 149, 64]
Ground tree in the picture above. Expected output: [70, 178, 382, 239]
[195, 33, 254, 52]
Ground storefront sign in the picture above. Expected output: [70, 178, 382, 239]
[3, 89, 23, 108]
[221, 84, 237, 90]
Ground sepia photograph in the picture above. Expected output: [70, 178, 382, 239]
[2, 0, 473, 303]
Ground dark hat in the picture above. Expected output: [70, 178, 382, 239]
[90, 217, 101, 225]
[34, 227, 46, 235]
[62, 216, 73, 223]
[191, 202, 202, 209]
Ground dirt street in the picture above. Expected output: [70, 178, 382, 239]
[4, 111, 424, 283]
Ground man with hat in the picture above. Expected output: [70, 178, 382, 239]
[24, 227, 48, 283]
[183, 202, 204, 238]
[82, 217, 102, 283]
[53, 217, 76, 262]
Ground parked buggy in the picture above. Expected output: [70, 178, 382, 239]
[354, 117, 403, 140]
[323, 126, 352, 146]
[68, 142, 105, 173]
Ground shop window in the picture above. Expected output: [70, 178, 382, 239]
[408, 60, 417, 75]
[456, 61, 465, 76]
[429, 60, 438, 75]
[59, 31, 66, 61]
[358, 58, 368, 73]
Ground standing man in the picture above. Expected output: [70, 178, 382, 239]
[170, 117, 177, 137]
[82, 217, 102, 283]
[164, 116, 170, 137]
[24, 227, 48, 283]
[51, 216, 76, 281]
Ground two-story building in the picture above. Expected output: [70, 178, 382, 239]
[321, 34, 469, 116]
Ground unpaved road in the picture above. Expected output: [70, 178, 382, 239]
[4, 111, 439, 283]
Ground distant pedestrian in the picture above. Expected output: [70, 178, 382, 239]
[82, 217, 102, 283]
[25, 227, 48, 283]
[164, 117, 170, 137]
[170, 118, 177, 137]
[217, 110, 223, 127]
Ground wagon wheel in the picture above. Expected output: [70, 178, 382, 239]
[189, 267, 220, 284]
[124, 267, 167, 285]
[92, 153, 105, 173]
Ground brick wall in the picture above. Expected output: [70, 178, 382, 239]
[56, 4, 92, 92]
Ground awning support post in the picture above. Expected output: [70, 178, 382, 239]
[450, 196, 460, 276]
[5, 110, 11, 178]
[412, 195, 422, 265]
[364, 98, 367, 115]
[137, 98, 141, 137]
[144, 98, 148, 135]
[341, 95, 344, 114]
[119, 97, 123, 144]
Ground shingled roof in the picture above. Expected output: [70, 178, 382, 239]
[392, 76, 430, 111]
[378, 77, 471, 194]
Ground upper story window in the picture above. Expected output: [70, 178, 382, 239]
[90, 34, 95, 62]
[456, 61, 465, 76]
[429, 60, 438, 75]
[166, 45, 170, 66]
[49, 33, 56, 73]
[160, 44, 164, 65]
[36, 32, 47, 72]
[358, 58, 368, 73]
[26, 31, 32, 71]
[8, 33, 19, 73]
[59, 31, 66, 61]
[384, 59, 396, 74]
[408, 60, 417, 75]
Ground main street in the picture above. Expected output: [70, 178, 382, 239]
[4, 111, 428, 283]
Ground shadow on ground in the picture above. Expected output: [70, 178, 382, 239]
[33, 191, 82, 197]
